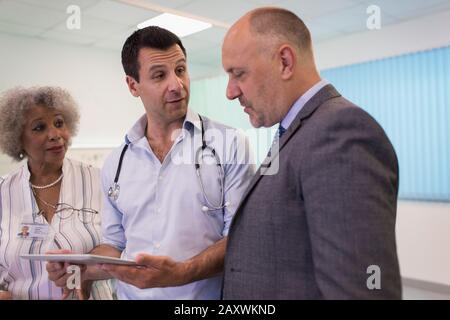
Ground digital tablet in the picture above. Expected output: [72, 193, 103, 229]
[20, 254, 139, 266]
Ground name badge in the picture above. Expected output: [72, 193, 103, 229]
[17, 223, 49, 240]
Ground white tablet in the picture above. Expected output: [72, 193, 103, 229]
[20, 254, 138, 266]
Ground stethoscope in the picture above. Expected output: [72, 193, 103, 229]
[108, 115, 229, 213]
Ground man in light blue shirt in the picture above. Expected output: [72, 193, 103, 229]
[47, 26, 255, 299]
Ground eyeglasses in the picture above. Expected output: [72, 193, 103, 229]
[52, 203, 99, 224]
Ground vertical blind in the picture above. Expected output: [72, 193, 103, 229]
[191, 45, 450, 201]
[322, 45, 450, 201]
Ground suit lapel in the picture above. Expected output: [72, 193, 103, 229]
[231, 84, 342, 223]
[278, 84, 341, 151]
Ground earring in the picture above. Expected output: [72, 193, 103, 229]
[18, 152, 24, 160]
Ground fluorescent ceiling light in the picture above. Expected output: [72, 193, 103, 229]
[137, 13, 212, 37]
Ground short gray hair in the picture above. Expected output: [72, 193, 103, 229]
[0, 86, 80, 161]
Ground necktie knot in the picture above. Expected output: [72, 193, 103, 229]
[277, 124, 286, 138]
[266, 124, 286, 159]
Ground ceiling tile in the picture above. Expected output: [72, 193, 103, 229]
[359, 0, 450, 20]
[0, 0, 66, 29]
[277, 0, 359, 20]
[100, 25, 137, 43]
[92, 39, 123, 51]
[16, 0, 101, 12]
[130, 0, 195, 9]
[187, 26, 227, 45]
[38, 29, 98, 45]
[245, 0, 286, 5]
[434, 1, 450, 11]
[92, 23, 151, 52]
[0, 20, 44, 37]
[84, 0, 159, 26]
[2, 0, 449, 81]
[312, 3, 398, 34]
[178, 0, 257, 24]
[305, 21, 345, 42]
[313, 32, 344, 43]
[48, 15, 131, 39]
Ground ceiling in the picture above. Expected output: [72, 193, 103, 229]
[1, 0, 450, 79]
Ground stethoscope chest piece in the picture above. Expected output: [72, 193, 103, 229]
[108, 182, 120, 200]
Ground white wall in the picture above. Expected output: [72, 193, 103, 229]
[0, 33, 143, 148]
[0, 148, 113, 177]
[315, 9, 450, 70]
[397, 201, 450, 286]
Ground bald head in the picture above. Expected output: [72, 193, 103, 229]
[227, 7, 314, 60]
[222, 7, 321, 128]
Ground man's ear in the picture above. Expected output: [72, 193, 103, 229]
[126, 75, 140, 97]
[278, 45, 296, 80]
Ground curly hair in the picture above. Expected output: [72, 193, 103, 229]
[0, 86, 80, 161]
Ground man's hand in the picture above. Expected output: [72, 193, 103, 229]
[100, 239, 227, 290]
[100, 254, 187, 289]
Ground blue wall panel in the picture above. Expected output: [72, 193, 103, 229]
[322, 46, 450, 201]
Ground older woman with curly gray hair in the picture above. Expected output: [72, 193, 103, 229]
[0, 86, 112, 300]
[0, 86, 79, 161]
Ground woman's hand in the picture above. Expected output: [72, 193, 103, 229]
[0, 290, 12, 300]
[45, 249, 92, 300]
[62, 280, 93, 300]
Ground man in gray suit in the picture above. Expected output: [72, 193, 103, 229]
[221, 7, 401, 299]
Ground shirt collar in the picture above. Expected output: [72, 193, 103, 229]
[21, 158, 69, 182]
[281, 79, 329, 130]
[125, 113, 147, 145]
[125, 108, 202, 145]
[184, 107, 202, 132]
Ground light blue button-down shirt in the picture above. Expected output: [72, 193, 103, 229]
[281, 79, 329, 130]
[101, 108, 255, 300]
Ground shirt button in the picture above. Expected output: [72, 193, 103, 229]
[156, 208, 161, 214]
[159, 175, 163, 181]
[153, 242, 160, 249]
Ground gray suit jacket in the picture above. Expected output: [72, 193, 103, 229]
[223, 85, 401, 299]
